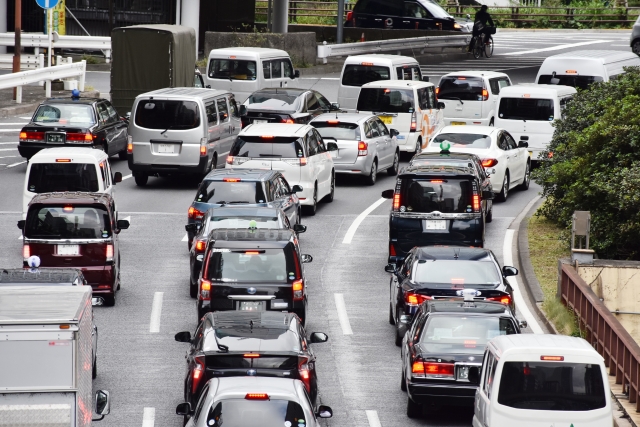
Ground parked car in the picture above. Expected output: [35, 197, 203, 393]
[345, 0, 464, 31]
[632, 16, 640, 55]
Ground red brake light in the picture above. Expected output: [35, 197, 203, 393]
[392, 193, 401, 211]
[105, 244, 114, 262]
[327, 120, 340, 124]
[299, 361, 311, 392]
[430, 180, 443, 183]
[245, 393, 269, 400]
[245, 251, 260, 255]
[361, 62, 373, 66]
[226, 155, 234, 165]
[357, 141, 368, 156]
[405, 292, 432, 306]
[127, 143, 133, 154]
[20, 131, 44, 141]
[389, 242, 397, 257]
[188, 207, 205, 220]
[223, 178, 241, 182]
[261, 135, 275, 139]
[473, 194, 480, 212]
[191, 357, 205, 394]
[299, 157, 308, 166]
[346, 10, 353, 21]
[412, 361, 425, 374]
[282, 118, 295, 124]
[457, 76, 467, 80]
[56, 159, 72, 163]
[65, 132, 93, 142]
[293, 279, 304, 301]
[481, 158, 498, 168]
[244, 354, 260, 358]
[487, 295, 512, 305]
[422, 362, 455, 378]
[22, 244, 30, 260]
[541, 356, 564, 361]
[199, 279, 211, 301]
[410, 111, 417, 132]
[435, 87, 440, 96]
[200, 145, 207, 156]
[195, 240, 206, 252]
[62, 206, 74, 212]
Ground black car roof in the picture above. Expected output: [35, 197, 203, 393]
[204, 169, 276, 182]
[209, 228, 294, 247]
[426, 300, 512, 315]
[41, 97, 101, 106]
[413, 246, 493, 261]
[206, 206, 282, 218]
[0, 268, 82, 284]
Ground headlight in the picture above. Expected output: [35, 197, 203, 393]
[454, 22, 461, 29]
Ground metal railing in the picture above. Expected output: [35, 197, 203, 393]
[0, 33, 112, 63]
[256, 0, 352, 22]
[0, 60, 86, 103]
[560, 263, 640, 412]
[0, 53, 44, 70]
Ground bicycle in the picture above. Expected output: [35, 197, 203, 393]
[471, 31, 494, 59]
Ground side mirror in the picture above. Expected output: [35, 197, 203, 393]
[185, 223, 197, 233]
[174, 331, 192, 343]
[519, 320, 528, 329]
[291, 184, 303, 193]
[399, 314, 413, 324]
[482, 190, 494, 200]
[326, 142, 338, 152]
[92, 297, 104, 307]
[293, 224, 307, 234]
[176, 402, 192, 416]
[17, 220, 25, 230]
[384, 263, 396, 273]
[301, 254, 313, 263]
[437, 101, 446, 110]
[485, 167, 496, 176]
[113, 172, 122, 184]
[116, 219, 130, 230]
[381, 189, 394, 199]
[206, 85, 211, 89]
[502, 266, 519, 277]
[468, 366, 480, 386]
[389, 129, 400, 137]
[421, 76, 429, 82]
[518, 141, 528, 148]
[239, 105, 248, 117]
[331, 102, 340, 110]
[93, 390, 110, 420]
[294, 70, 300, 78]
[310, 332, 328, 343]
[316, 405, 333, 418]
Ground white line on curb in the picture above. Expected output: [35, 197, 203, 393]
[149, 292, 164, 333]
[342, 197, 387, 244]
[334, 293, 353, 335]
[142, 407, 155, 427]
[503, 40, 608, 56]
[7, 160, 26, 168]
[182, 233, 188, 242]
[366, 410, 382, 427]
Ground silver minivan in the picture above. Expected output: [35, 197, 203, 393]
[128, 88, 241, 186]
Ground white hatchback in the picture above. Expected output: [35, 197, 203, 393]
[424, 125, 530, 202]
[226, 123, 335, 215]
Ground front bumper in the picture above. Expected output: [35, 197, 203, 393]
[408, 381, 476, 406]
[128, 154, 210, 175]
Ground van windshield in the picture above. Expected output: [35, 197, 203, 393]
[27, 163, 99, 193]
[208, 59, 257, 81]
[206, 249, 289, 283]
[400, 178, 473, 213]
[33, 104, 96, 126]
[498, 362, 607, 411]
[357, 88, 415, 113]
[230, 136, 304, 158]
[135, 100, 200, 130]
[438, 76, 484, 101]
[25, 206, 111, 239]
[498, 98, 555, 121]
[537, 74, 603, 90]
[312, 122, 360, 140]
[342, 65, 390, 87]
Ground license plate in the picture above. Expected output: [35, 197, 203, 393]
[57, 244, 79, 256]
[46, 133, 65, 143]
[253, 119, 268, 124]
[451, 121, 466, 126]
[158, 144, 175, 153]
[424, 220, 446, 230]
[238, 301, 265, 311]
[379, 116, 393, 124]
[457, 365, 470, 380]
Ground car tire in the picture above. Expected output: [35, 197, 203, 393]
[365, 159, 377, 186]
[388, 151, 399, 176]
[486, 202, 493, 223]
[633, 39, 640, 55]
[389, 303, 395, 325]
[400, 371, 407, 392]
[497, 171, 509, 202]
[92, 356, 97, 379]
[395, 324, 403, 347]
[518, 161, 531, 191]
[134, 173, 148, 187]
[118, 149, 127, 160]
[303, 185, 317, 216]
[323, 172, 335, 202]
[189, 276, 198, 298]
[407, 397, 423, 419]
[103, 293, 116, 307]
[415, 138, 422, 154]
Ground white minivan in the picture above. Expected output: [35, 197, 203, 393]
[437, 71, 511, 126]
[337, 54, 427, 111]
[471, 334, 612, 427]
[494, 84, 576, 163]
[23, 147, 122, 218]
[536, 50, 640, 89]
[204, 47, 300, 102]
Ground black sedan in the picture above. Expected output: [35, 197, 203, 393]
[239, 88, 340, 128]
[185, 205, 306, 298]
[345, 0, 464, 31]
[387, 246, 518, 345]
[18, 96, 129, 160]
[401, 300, 523, 418]
[174, 311, 328, 410]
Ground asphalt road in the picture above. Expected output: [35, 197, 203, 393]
[0, 30, 630, 427]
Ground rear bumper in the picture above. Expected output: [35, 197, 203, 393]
[18, 142, 100, 159]
[408, 381, 476, 406]
[128, 153, 209, 175]
[396, 132, 420, 152]
[334, 155, 372, 175]
[295, 180, 317, 206]
[444, 117, 491, 126]
[198, 298, 306, 319]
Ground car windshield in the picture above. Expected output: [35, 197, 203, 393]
[431, 133, 492, 149]
[33, 104, 96, 126]
[195, 180, 267, 204]
[421, 0, 451, 18]
[27, 163, 99, 193]
[342, 65, 390, 87]
[400, 178, 473, 213]
[438, 76, 484, 101]
[208, 216, 280, 230]
[420, 316, 517, 354]
[311, 121, 360, 140]
[25, 206, 111, 239]
[208, 59, 257, 81]
[204, 399, 306, 427]
[537, 74, 603, 90]
[231, 136, 305, 158]
[498, 362, 607, 411]
[206, 249, 289, 283]
[413, 260, 501, 287]
[134, 100, 200, 130]
[498, 98, 555, 121]
[357, 88, 415, 113]
[247, 91, 301, 111]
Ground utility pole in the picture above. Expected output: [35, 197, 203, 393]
[336, 0, 345, 43]
[12, 0, 21, 100]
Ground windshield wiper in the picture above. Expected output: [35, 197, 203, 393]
[441, 97, 464, 105]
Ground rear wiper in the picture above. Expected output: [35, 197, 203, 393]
[160, 125, 175, 135]
[226, 201, 251, 204]
[444, 97, 464, 105]
[259, 154, 281, 157]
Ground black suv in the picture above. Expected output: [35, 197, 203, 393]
[400, 299, 524, 418]
[346, 0, 462, 31]
[175, 311, 328, 410]
[382, 151, 493, 264]
[196, 228, 312, 324]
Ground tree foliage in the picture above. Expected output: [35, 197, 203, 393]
[533, 67, 640, 260]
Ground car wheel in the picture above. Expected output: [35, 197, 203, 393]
[323, 172, 335, 202]
[303, 185, 317, 216]
[486, 201, 493, 223]
[103, 292, 116, 307]
[389, 303, 395, 325]
[415, 138, 422, 154]
[365, 160, 377, 186]
[633, 40, 640, 55]
[189, 276, 198, 298]
[388, 151, 399, 176]
[134, 173, 148, 187]
[497, 171, 509, 202]
[92, 355, 97, 379]
[518, 161, 531, 191]
[407, 397, 423, 419]
[118, 148, 127, 160]
[400, 370, 407, 392]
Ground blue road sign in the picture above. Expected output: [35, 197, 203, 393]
[36, 0, 59, 9]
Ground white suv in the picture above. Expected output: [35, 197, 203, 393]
[226, 123, 335, 215]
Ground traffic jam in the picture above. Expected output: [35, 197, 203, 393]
[1, 47, 615, 427]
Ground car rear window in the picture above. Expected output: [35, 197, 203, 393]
[196, 180, 267, 204]
[28, 163, 99, 193]
[357, 88, 415, 113]
[413, 260, 501, 287]
[230, 136, 305, 158]
[438, 76, 484, 101]
[207, 216, 280, 230]
[25, 205, 111, 239]
[33, 104, 96, 126]
[537, 74, 603, 90]
[430, 133, 492, 149]
[205, 354, 298, 369]
[311, 121, 360, 140]
[498, 98, 555, 121]
[135, 100, 200, 130]
[247, 91, 301, 112]
[205, 248, 292, 283]
[204, 399, 306, 427]
[208, 59, 257, 81]
[498, 362, 606, 411]
[342, 64, 391, 87]
[400, 178, 473, 213]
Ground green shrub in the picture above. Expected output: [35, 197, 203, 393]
[533, 67, 640, 260]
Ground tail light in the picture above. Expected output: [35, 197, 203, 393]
[410, 111, 417, 132]
[389, 242, 396, 257]
[195, 240, 206, 253]
[199, 279, 211, 301]
[472, 182, 481, 213]
[223, 178, 241, 182]
[20, 131, 44, 141]
[435, 87, 440, 97]
[66, 132, 94, 142]
[299, 360, 311, 392]
[404, 292, 432, 306]
[346, 10, 353, 21]
[22, 244, 30, 260]
[227, 155, 250, 166]
[245, 393, 269, 400]
[392, 192, 401, 211]
[412, 359, 454, 379]
[482, 88, 489, 101]
[293, 279, 304, 301]
[357, 141, 368, 156]
[127, 135, 133, 154]
[200, 137, 208, 157]
[487, 295, 512, 305]
[281, 118, 295, 124]
[188, 207, 205, 220]
[284, 158, 307, 166]
[244, 353, 260, 358]
[105, 244, 114, 262]
[481, 158, 498, 167]
[191, 356, 205, 394]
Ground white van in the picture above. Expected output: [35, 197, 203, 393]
[536, 50, 640, 89]
[204, 47, 300, 102]
[23, 147, 121, 218]
[437, 71, 511, 126]
[356, 80, 444, 154]
[338, 54, 427, 111]
[471, 334, 612, 427]
[494, 84, 576, 162]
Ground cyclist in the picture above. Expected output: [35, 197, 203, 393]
[468, 5, 495, 53]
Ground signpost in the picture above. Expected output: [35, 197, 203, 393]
[36, 0, 59, 70]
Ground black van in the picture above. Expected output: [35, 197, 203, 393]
[381, 152, 493, 264]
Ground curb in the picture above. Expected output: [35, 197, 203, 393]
[0, 90, 101, 119]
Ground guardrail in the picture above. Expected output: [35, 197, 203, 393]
[317, 34, 469, 63]
[0, 53, 44, 70]
[0, 60, 86, 103]
[560, 263, 640, 412]
[0, 33, 111, 63]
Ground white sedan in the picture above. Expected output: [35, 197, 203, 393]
[423, 125, 531, 202]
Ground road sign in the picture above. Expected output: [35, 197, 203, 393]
[36, 0, 60, 9]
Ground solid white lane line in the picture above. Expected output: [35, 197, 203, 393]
[19, 117, 32, 120]
[0, 148, 18, 151]
[0, 123, 28, 126]
[334, 293, 353, 335]
[182, 233, 188, 242]
[122, 216, 131, 223]
[342, 197, 387, 244]
[503, 40, 609, 56]
[0, 129, 22, 132]
[142, 407, 155, 427]
[149, 292, 164, 333]
[0, 156, 17, 159]
[7, 161, 26, 168]
[122, 174, 132, 180]
[503, 229, 544, 334]
[0, 142, 18, 145]
[366, 410, 382, 427]
[17, 235, 22, 239]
